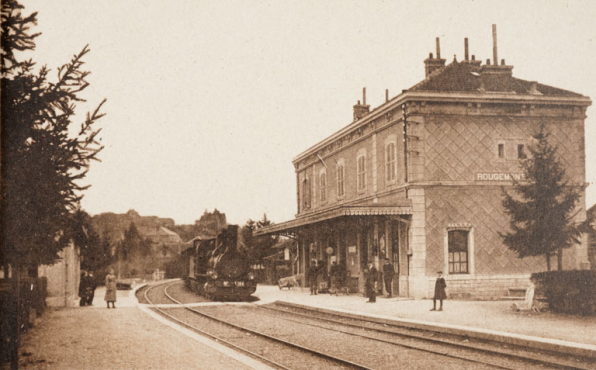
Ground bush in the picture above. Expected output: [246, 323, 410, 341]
[531, 270, 596, 315]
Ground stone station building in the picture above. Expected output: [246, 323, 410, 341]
[258, 27, 591, 299]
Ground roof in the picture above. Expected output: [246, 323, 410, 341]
[292, 60, 590, 165]
[409, 61, 584, 97]
[256, 202, 412, 236]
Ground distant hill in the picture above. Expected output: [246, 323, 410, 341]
[92, 209, 175, 244]
[92, 208, 227, 244]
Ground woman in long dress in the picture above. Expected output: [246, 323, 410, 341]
[104, 269, 117, 308]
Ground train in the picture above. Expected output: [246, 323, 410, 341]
[183, 225, 257, 300]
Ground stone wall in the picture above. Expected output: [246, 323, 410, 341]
[428, 274, 532, 300]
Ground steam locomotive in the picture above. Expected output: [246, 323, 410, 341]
[184, 225, 257, 300]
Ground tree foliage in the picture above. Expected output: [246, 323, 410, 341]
[500, 125, 586, 270]
[70, 208, 113, 272]
[1, 0, 105, 268]
[240, 214, 278, 263]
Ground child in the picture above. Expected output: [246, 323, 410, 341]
[430, 271, 447, 311]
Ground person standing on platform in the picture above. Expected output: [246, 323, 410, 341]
[365, 263, 378, 303]
[430, 271, 447, 311]
[79, 271, 88, 306]
[382, 259, 395, 298]
[104, 269, 117, 308]
[329, 261, 339, 294]
[308, 260, 319, 295]
[87, 271, 98, 305]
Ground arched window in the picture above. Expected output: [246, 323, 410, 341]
[386, 142, 397, 182]
[319, 170, 327, 203]
[357, 154, 366, 191]
[336, 162, 345, 197]
[448, 229, 469, 274]
[302, 177, 311, 210]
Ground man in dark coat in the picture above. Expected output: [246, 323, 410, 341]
[382, 259, 395, 298]
[86, 271, 98, 305]
[365, 263, 378, 303]
[431, 271, 447, 311]
[308, 261, 319, 295]
[79, 271, 88, 306]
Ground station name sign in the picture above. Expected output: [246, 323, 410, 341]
[476, 173, 526, 181]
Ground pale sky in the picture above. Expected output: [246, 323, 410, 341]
[20, 0, 596, 226]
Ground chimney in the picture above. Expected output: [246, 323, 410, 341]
[464, 38, 469, 61]
[424, 37, 446, 76]
[480, 25, 513, 76]
[492, 24, 498, 66]
[385, 89, 389, 102]
[353, 88, 370, 121]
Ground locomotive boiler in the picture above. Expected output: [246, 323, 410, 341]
[185, 225, 256, 300]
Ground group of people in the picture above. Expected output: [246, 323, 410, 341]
[365, 261, 447, 311]
[78, 271, 97, 306]
[308, 260, 347, 295]
[364, 258, 395, 303]
[78, 269, 118, 309]
[308, 258, 448, 311]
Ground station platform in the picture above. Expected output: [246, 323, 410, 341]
[7, 284, 270, 370]
[7, 281, 596, 369]
[253, 284, 596, 356]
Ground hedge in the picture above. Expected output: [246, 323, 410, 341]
[531, 270, 596, 315]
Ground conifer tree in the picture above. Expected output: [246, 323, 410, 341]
[1, 0, 105, 269]
[500, 125, 585, 271]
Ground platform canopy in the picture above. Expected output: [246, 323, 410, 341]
[255, 202, 412, 236]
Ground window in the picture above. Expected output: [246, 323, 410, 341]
[302, 177, 311, 210]
[319, 171, 327, 202]
[498, 143, 504, 158]
[386, 142, 397, 182]
[448, 230, 469, 274]
[518, 144, 526, 159]
[336, 163, 345, 197]
[357, 155, 366, 191]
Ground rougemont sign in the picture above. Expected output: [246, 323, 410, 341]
[475, 173, 526, 181]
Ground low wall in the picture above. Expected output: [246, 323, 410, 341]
[429, 274, 532, 300]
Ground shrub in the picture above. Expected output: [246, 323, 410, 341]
[531, 270, 596, 315]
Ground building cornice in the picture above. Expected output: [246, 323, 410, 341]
[293, 91, 591, 165]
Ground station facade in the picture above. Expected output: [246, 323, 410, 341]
[258, 29, 591, 299]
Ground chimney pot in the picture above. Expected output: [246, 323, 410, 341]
[436, 37, 441, 59]
[429, 52, 433, 59]
[501, 59, 505, 65]
[464, 38, 469, 61]
[486, 59, 491, 65]
[472, 55, 475, 61]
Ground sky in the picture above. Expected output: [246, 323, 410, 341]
[19, 0, 596, 226]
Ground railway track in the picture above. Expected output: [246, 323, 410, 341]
[143, 281, 371, 370]
[250, 302, 596, 370]
[142, 281, 595, 369]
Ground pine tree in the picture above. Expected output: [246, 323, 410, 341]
[1, 0, 105, 269]
[500, 125, 585, 271]
[240, 214, 278, 263]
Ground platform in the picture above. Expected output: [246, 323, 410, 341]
[252, 284, 596, 353]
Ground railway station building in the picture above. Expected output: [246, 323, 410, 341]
[257, 27, 592, 299]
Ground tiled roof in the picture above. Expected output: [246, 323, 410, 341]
[409, 61, 584, 97]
